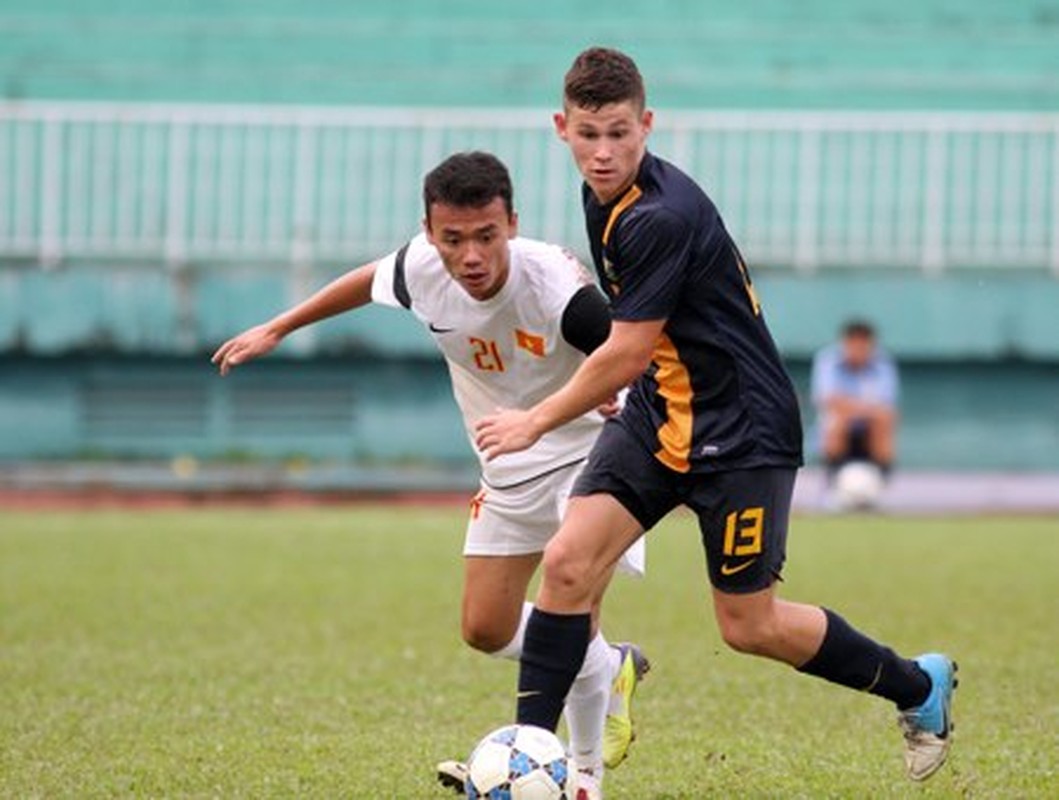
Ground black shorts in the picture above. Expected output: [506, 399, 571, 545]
[572, 420, 796, 594]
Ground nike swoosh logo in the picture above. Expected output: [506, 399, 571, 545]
[720, 558, 757, 576]
[428, 322, 455, 333]
[516, 690, 542, 699]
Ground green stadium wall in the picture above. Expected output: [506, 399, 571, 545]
[1, 354, 1056, 471]
[1, 261, 1057, 471]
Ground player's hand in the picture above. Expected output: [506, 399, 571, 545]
[211, 324, 282, 376]
[597, 394, 622, 418]
[474, 408, 542, 461]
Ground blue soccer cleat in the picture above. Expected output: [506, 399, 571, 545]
[898, 653, 958, 781]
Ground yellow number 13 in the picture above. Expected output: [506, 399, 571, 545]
[723, 507, 764, 556]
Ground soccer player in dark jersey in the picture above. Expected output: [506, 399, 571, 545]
[475, 47, 956, 788]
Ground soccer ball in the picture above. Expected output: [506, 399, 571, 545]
[832, 460, 885, 510]
[465, 724, 570, 799]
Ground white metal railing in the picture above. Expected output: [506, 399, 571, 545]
[1, 101, 1057, 274]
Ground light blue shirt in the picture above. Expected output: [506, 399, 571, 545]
[811, 344, 900, 410]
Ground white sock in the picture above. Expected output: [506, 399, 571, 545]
[564, 632, 619, 776]
[489, 602, 533, 661]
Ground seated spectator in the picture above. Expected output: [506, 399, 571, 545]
[811, 319, 899, 476]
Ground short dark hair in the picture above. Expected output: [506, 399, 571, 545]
[842, 319, 876, 339]
[422, 151, 514, 222]
[563, 47, 646, 112]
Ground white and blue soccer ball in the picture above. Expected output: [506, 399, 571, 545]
[465, 724, 570, 800]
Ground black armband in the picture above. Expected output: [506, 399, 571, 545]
[560, 286, 611, 355]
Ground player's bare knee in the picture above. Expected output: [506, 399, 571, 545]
[716, 611, 779, 656]
[718, 621, 769, 655]
[462, 624, 509, 654]
[540, 541, 593, 601]
[461, 615, 512, 654]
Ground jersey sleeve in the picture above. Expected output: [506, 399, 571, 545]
[608, 208, 694, 321]
[370, 241, 413, 309]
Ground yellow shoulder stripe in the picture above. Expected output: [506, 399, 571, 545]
[602, 184, 643, 246]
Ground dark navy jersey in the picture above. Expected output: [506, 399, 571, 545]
[583, 151, 803, 473]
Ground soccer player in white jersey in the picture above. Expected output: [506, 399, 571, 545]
[212, 152, 646, 799]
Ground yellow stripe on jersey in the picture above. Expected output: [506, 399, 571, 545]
[652, 332, 694, 473]
[602, 184, 643, 246]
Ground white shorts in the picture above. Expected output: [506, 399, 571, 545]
[464, 461, 646, 577]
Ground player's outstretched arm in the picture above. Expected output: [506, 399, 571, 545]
[212, 262, 377, 375]
[474, 318, 665, 459]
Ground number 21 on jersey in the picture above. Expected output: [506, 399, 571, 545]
[470, 337, 505, 372]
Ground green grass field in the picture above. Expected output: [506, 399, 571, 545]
[2, 506, 1057, 798]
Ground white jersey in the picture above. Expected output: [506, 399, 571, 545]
[372, 233, 604, 487]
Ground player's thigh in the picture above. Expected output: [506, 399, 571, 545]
[570, 419, 682, 537]
[688, 467, 796, 594]
[537, 494, 643, 610]
[460, 467, 576, 637]
[552, 493, 644, 576]
[540, 423, 677, 603]
[709, 582, 777, 634]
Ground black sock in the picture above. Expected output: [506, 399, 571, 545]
[798, 608, 931, 710]
[516, 608, 591, 731]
